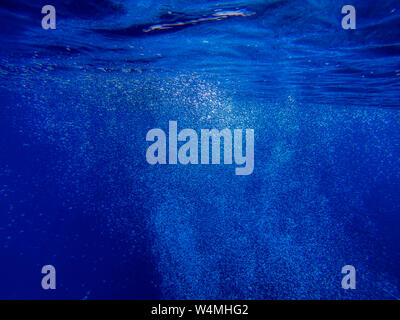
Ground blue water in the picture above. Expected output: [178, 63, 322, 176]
[0, 0, 399, 299]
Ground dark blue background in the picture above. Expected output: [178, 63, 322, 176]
[0, 0, 399, 299]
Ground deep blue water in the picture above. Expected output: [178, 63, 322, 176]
[0, 0, 399, 299]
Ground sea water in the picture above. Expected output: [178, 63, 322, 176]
[0, 0, 399, 299]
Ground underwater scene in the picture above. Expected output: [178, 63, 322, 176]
[0, 0, 399, 299]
